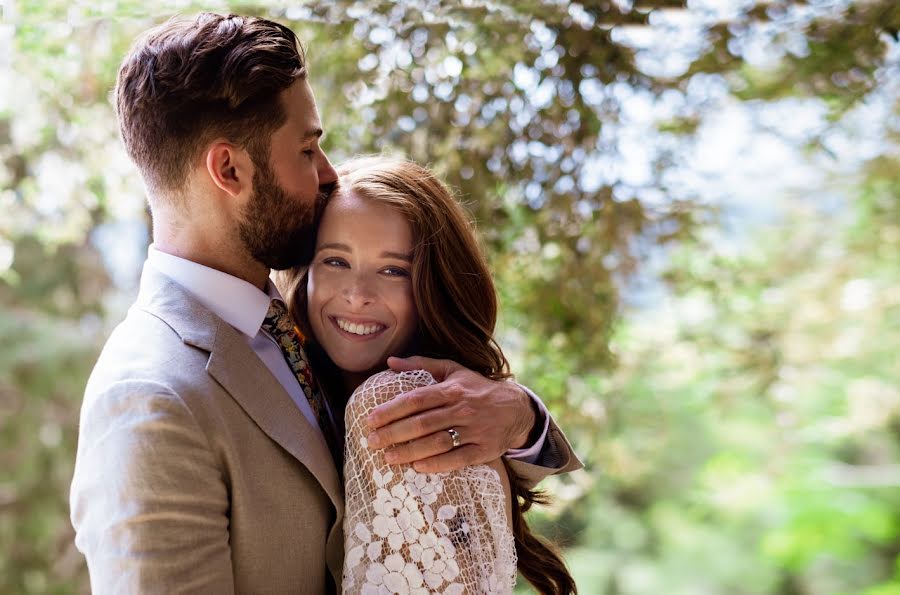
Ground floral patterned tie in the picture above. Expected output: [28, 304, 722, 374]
[262, 299, 340, 464]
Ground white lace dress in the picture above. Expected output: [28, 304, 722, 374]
[342, 370, 517, 595]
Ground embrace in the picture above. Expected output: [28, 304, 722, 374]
[69, 13, 582, 595]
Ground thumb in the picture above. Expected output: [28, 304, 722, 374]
[387, 355, 460, 381]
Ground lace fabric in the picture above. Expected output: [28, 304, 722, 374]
[342, 370, 517, 595]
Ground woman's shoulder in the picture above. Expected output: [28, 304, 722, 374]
[358, 369, 437, 391]
[346, 369, 437, 412]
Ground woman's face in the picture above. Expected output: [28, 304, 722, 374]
[307, 190, 418, 374]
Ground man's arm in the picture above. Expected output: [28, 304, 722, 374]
[70, 382, 234, 594]
[364, 356, 583, 479]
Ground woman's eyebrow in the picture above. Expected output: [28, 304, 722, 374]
[316, 242, 351, 253]
[381, 251, 412, 262]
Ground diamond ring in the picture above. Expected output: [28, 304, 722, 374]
[447, 428, 461, 449]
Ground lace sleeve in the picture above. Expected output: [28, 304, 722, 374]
[342, 370, 517, 595]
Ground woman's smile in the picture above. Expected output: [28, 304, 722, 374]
[330, 315, 387, 339]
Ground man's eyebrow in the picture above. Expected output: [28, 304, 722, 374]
[303, 127, 324, 141]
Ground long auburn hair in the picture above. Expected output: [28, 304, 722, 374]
[276, 155, 576, 595]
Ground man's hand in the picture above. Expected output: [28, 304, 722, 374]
[365, 356, 537, 473]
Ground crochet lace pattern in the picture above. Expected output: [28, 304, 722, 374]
[342, 370, 517, 594]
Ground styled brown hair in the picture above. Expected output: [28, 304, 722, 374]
[277, 155, 577, 595]
[115, 13, 306, 201]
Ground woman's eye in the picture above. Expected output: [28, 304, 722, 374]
[323, 257, 349, 268]
[382, 266, 410, 277]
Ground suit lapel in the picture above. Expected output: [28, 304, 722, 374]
[205, 326, 343, 508]
[137, 263, 344, 511]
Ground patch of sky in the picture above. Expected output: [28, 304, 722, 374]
[509, 140, 528, 166]
[443, 55, 463, 78]
[454, 93, 472, 114]
[525, 181, 544, 209]
[579, 78, 604, 107]
[528, 20, 556, 51]
[568, 3, 597, 30]
[397, 116, 416, 132]
[368, 26, 395, 45]
[554, 175, 575, 195]
[529, 78, 556, 110]
[513, 62, 539, 92]
[433, 81, 454, 101]
[579, 153, 614, 194]
[91, 219, 148, 291]
[412, 84, 429, 103]
[358, 53, 378, 72]
[536, 48, 559, 71]
[33, 153, 85, 220]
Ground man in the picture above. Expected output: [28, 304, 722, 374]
[70, 12, 581, 593]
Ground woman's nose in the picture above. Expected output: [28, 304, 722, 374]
[342, 274, 375, 307]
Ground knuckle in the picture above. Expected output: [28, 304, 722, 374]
[409, 391, 426, 410]
[433, 432, 449, 449]
[412, 416, 428, 436]
[457, 403, 477, 420]
[446, 382, 466, 400]
[381, 426, 397, 444]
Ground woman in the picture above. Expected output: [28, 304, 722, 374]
[277, 156, 576, 594]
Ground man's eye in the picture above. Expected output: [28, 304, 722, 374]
[303, 149, 315, 158]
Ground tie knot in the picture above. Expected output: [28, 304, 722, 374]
[261, 299, 294, 338]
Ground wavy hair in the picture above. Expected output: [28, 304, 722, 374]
[277, 155, 576, 595]
[115, 13, 306, 201]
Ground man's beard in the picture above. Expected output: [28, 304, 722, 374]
[238, 158, 332, 271]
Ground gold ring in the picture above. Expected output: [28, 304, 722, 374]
[447, 428, 461, 449]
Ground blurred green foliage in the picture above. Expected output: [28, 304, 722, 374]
[1, 0, 898, 593]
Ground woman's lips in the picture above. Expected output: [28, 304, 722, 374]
[329, 315, 387, 341]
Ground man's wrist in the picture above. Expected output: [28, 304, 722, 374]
[511, 386, 541, 449]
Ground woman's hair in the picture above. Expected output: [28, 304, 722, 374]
[276, 155, 576, 594]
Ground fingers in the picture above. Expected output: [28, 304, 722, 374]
[411, 445, 489, 474]
[382, 429, 462, 465]
[387, 356, 460, 380]
[367, 391, 464, 448]
[366, 384, 449, 432]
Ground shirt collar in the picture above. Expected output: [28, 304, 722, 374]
[147, 245, 282, 338]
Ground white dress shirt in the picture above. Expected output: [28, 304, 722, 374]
[146, 246, 548, 462]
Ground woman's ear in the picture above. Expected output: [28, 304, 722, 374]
[205, 142, 254, 198]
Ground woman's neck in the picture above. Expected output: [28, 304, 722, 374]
[341, 370, 378, 395]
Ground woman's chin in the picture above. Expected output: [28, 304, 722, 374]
[333, 357, 388, 376]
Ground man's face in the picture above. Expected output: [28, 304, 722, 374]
[238, 79, 337, 270]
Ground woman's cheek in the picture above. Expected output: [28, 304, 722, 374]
[386, 281, 417, 336]
[306, 270, 326, 329]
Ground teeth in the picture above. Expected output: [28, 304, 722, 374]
[336, 318, 384, 336]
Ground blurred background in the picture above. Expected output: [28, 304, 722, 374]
[1, 0, 898, 593]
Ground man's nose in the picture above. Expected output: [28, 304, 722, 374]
[317, 149, 338, 188]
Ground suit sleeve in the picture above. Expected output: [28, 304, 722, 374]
[70, 381, 234, 594]
[504, 414, 583, 491]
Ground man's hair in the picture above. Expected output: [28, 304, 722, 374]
[115, 13, 307, 202]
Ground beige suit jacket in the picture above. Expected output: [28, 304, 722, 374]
[70, 265, 582, 594]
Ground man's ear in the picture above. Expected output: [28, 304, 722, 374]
[205, 142, 254, 198]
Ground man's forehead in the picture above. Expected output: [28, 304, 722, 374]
[282, 80, 324, 136]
